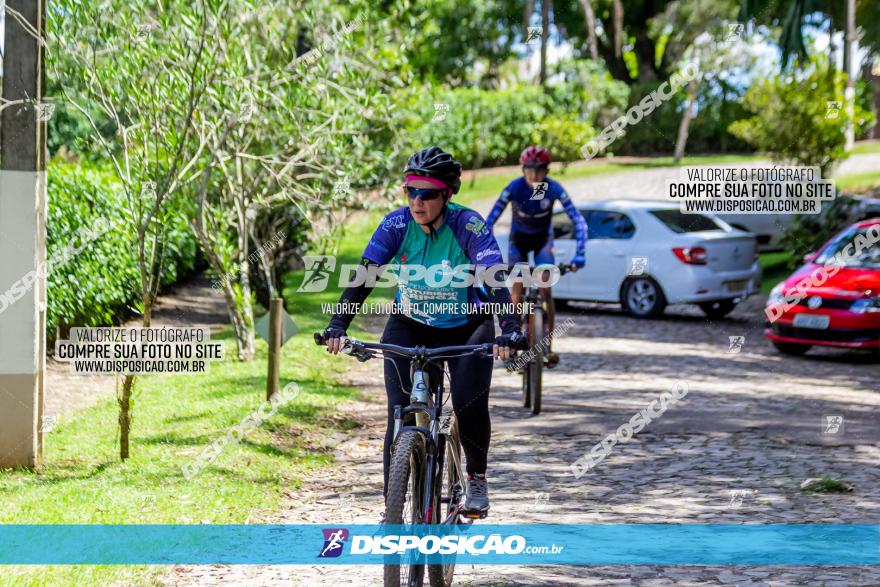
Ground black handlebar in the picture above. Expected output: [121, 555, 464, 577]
[315, 332, 499, 360]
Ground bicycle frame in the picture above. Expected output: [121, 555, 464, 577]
[510, 262, 570, 351]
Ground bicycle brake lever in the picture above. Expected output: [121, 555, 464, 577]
[342, 343, 374, 362]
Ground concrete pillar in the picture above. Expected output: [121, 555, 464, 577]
[0, 0, 46, 468]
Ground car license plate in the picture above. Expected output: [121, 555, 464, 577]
[793, 313, 830, 329]
[724, 279, 748, 293]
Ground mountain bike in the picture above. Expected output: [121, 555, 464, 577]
[314, 333, 506, 587]
[512, 263, 570, 416]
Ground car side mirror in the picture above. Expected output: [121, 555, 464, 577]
[803, 252, 818, 264]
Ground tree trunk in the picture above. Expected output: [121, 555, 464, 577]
[578, 0, 598, 60]
[119, 293, 152, 460]
[539, 0, 549, 85]
[236, 257, 256, 361]
[612, 0, 623, 59]
[118, 376, 134, 460]
[674, 79, 699, 162]
[634, 32, 658, 83]
[220, 280, 255, 361]
[595, 33, 632, 83]
[843, 0, 856, 151]
[191, 219, 256, 361]
[864, 60, 880, 139]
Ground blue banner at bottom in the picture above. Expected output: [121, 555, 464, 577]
[1, 524, 878, 565]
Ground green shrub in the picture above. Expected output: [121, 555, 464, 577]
[414, 72, 624, 169]
[416, 85, 548, 168]
[729, 57, 875, 177]
[779, 195, 860, 270]
[613, 80, 752, 156]
[46, 161, 198, 338]
[531, 114, 595, 169]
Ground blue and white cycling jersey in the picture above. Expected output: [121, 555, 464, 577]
[485, 176, 587, 256]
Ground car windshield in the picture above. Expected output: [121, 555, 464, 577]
[649, 210, 724, 233]
[814, 226, 880, 269]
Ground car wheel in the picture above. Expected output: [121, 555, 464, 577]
[621, 277, 667, 318]
[698, 300, 737, 320]
[771, 341, 812, 356]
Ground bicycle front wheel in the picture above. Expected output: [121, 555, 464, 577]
[529, 309, 543, 415]
[384, 429, 427, 587]
[428, 411, 463, 587]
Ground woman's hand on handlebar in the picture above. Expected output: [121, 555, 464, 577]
[322, 327, 347, 355]
[494, 331, 525, 361]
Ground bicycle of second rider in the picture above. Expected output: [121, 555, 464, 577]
[508, 262, 570, 416]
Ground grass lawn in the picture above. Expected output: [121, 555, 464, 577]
[1, 332, 361, 585]
[610, 153, 762, 168]
[851, 140, 880, 155]
[836, 169, 880, 192]
[1, 281, 375, 586]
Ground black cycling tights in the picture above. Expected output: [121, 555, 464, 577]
[380, 313, 495, 497]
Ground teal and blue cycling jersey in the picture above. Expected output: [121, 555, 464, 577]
[362, 202, 506, 328]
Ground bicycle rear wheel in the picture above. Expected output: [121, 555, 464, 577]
[529, 309, 543, 415]
[521, 308, 532, 408]
[384, 430, 427, 587]
[428, 411, 463, 587]
[521, 360, 531, 408]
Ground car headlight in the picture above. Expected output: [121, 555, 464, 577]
[767, 283, 785, 306]
[850, 297, 880, 314]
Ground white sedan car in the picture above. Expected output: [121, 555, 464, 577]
[495, 200, 762, 319]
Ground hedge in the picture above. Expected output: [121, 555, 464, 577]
[46, 161, 198, 338]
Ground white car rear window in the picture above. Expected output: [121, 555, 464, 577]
[650, 210, 724, 233]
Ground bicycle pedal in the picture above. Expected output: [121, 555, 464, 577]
[462, 510, 489, 520]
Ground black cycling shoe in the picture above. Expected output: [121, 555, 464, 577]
[463, 474, 490, 518]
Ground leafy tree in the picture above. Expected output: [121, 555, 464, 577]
[49, 0, 226, 460]
[377, 0, 521, 87]
[554, 0, 740, 84]
[186, 0, 411, 360]
[531, 113, 595, 169]
[738, 0, 880, 67]
[729, 56, 874, 177]
[669, 0, 754, 160]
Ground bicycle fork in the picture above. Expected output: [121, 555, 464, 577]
[392, 369, 441, 524]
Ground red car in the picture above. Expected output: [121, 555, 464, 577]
[764, 218, 880, 355]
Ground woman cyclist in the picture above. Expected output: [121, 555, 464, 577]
[321, 146, 524, 517]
